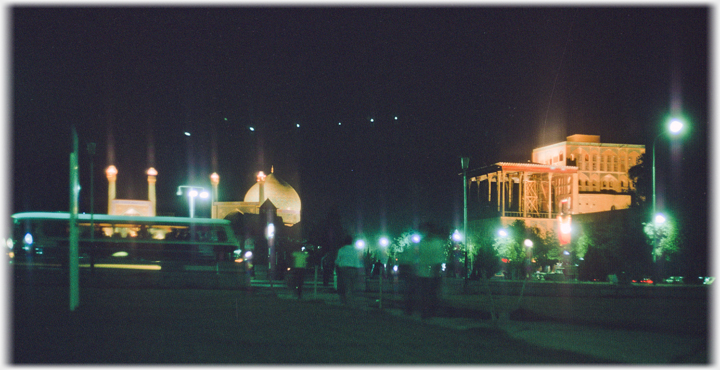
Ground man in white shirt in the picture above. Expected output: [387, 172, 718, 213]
[335, 236, 364, 305]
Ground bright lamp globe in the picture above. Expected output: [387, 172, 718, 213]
[669, 119, 683, 134]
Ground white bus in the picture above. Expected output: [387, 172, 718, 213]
[10, 212, 246, 275]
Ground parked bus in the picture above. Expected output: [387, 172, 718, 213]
[9, 212, 246, 274]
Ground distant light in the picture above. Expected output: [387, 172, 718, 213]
[379, 237, 389, 247]
[147, 167, 158, 176]
[524, 239, 533, 248]
[244, 251, 253, 259]
[561, 222, 571, 234]
[355, 240, 366, 249]
[249, 127, 255, 131]
[370, 118, 374, 123]
[184, 132, 191, 136]
[189, 189, 199, 198]
[266, 223, 275, 239]
[441, 263, 446, 271]
[394, 116, 398, 120]
[338, 122, 342, 126]
[411, 234, 421, 243]
[296, 123, 300, 128]
[393, 265, 399, 272]
[6, 238, 14, 249]
[452, 230, 462, 242]
[498, 229, 508, 238]
[199, 191, 209, 199]
[112, 251, 128, 258]
[654, 214, 666, 224]
[563, 250, 570, 255]
[301, 246, 306, 251]
[106, 165, 118, 177]
[24, 233, 33, 246]
[669, 119, 683, 134]
[224, 117, 228, 121]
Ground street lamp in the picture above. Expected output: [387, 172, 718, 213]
[651, 118, 684, 281]
[176, 185, 209, 218]
[524, 239, 534, 279]
[461, 157, 469, 286]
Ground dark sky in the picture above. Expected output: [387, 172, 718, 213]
[11, 6, 709, 239]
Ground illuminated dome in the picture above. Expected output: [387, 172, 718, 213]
[244, 172, 301, 223]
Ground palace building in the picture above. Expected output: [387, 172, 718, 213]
[468, 135, 645, 243]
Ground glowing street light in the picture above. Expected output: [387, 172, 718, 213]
[378, 236, 390, 248]
[654, 213, 667, 225]
[452, 229, 462, 242]
[498, 229, 508, 238]
[176, 185, 209, 218]
[355, 239, 366, 250]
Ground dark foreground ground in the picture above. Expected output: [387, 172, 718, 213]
[10, 282, 710, 364]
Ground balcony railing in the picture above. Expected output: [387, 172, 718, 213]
[503, 211, 559, 219]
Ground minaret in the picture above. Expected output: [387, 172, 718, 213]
[210, 172, 220, 219]
[257, 171, 267, 204]
[147, 167, 157, 216]
[106, 165, 117, 214]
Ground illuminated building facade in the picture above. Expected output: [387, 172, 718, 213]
[532, 134, 645, 214]
[105, 166, 157, 217]
[468, 134, 644, 242]
[211, 167, 301, 226]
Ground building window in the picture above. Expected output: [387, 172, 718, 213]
[560, 153, 564, 162]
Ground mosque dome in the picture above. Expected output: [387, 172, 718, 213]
[244, 171, 301, 222]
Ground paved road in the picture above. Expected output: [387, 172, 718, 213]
[11, 283, 709, 364]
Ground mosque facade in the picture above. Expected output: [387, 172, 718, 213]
[210, 167, 301, 226]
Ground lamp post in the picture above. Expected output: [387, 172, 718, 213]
[176, 185, 209, 218]
[461, 157, 469, 287]
[378, 236, 389, 309]
[651, 118, 683, 281]
[87, 142, 96, 273]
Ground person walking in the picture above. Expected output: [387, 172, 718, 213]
[416, 223, 446, 319]
[335, 236, 363, 306]
[396, 237, 420, 315]
[290, 249, 309, 299]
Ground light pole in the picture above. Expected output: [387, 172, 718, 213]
[176, 185, 209, 218]
[651, 118, 683, 281]
[87, 142, 96, 273]
[461, 157, 469, 287]
[378, 236, 389, 309]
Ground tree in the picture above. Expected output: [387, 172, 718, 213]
[491, 220, 547, 280]
[305, 205, 349, 285]
[574, 208, 651, 281]
[628, 152, 651, 207]
[644, 216, 684, 278]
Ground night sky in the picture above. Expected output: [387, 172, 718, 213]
[10, 6, 709, 240]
